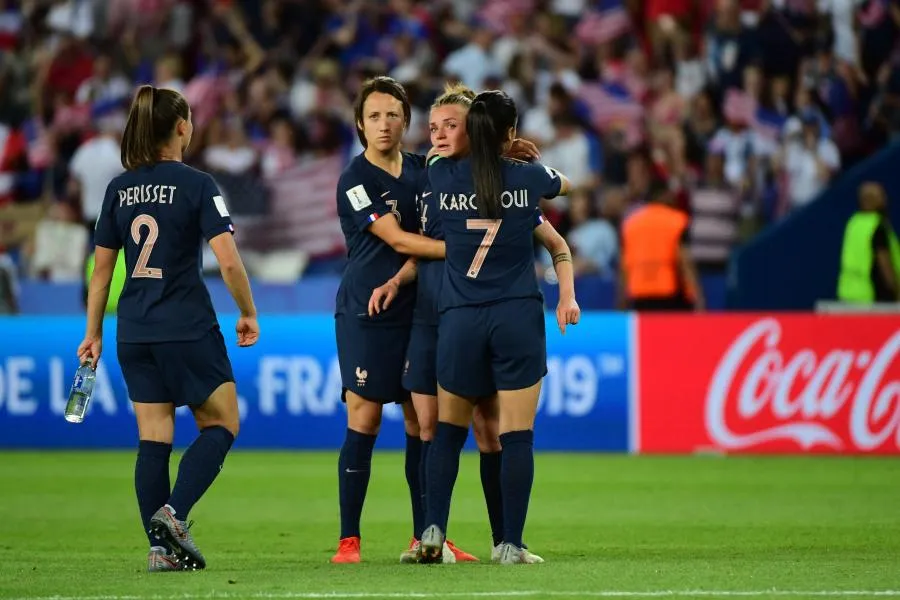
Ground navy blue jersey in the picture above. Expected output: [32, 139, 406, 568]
[412, 176, 444, 326]
[93, 161, 233, 343]
[429, 156, 562, 311]
[336, 152, 423, 326]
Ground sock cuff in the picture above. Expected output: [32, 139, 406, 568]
[138, 440, 173, 456]
[200, 425, 235, 452]
[437, 421, 469, 437]
[500, 429, 534, 446]
[406, 433, 423, 446]
[480, 450, 502, 458]
[346, 428, 378, 449]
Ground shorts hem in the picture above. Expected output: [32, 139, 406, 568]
[494, 369, 547, 392]
[341, 387, 411, 405]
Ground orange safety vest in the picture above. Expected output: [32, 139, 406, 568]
[621, 203, 694, 300]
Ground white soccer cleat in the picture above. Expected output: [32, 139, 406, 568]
[492, 543, 544, 564]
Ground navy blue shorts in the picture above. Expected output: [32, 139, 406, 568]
[117, 327, 234, 407]
[403, 323, 438, 396]
[437, 298, 547, 398]
[336, 316, 411, 404]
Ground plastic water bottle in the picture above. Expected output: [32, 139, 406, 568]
[65, 363, 96, 424]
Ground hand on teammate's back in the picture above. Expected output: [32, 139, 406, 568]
[504, 138, 541, 162]
[236, 315, 259, 347]
[556, 296, 580, 335]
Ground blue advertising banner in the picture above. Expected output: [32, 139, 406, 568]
[0, 313, 632, 451]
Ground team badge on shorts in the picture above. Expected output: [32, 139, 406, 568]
[355, 367, 368, 387]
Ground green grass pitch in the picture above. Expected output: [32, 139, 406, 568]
[0, 451, 898, 600]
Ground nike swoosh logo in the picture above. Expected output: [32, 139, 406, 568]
[381, 191, 390, 197]
[421, 192, 432, 197]
[345, 468, 366, 473]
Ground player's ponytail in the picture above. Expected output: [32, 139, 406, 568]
[467, 91, 518, 220]
[121, 85, 190, 170]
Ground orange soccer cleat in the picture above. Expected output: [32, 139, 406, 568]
[330, 536, 361, 563]
[445, 539, 479, 562]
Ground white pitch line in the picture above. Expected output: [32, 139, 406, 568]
[9, 591, 900, 600]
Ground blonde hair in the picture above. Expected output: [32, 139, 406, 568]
[432, 82, 476, 110]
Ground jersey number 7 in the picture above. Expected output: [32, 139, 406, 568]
[466, 219, 501, 279]
[131, 214, 163, 279]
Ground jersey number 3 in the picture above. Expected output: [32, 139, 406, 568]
[131, 214, 163, 279]
[466, 219, 501, 279]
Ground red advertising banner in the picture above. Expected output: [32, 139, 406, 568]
[637, 314, 900, 454]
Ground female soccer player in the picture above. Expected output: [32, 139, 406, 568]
[331, 76, 479, 564]
[77, 85, 259, 572]
[370, 84, 543, 563]
[417, 90, 580, 565]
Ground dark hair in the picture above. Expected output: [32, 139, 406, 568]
[467, 91, 518, 220]
[121, 85, 189, 170]
[353, 76, 411, 148]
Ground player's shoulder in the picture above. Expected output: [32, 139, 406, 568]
[503, 158, 558, 182]
[169, 162, 216, 186]
[107, 169, 134, 190]
[501, 157, 544, 173]
[403, 151, 427, 171]
[338, 153, 369, 188]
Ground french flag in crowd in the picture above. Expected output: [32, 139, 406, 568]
[576, 0, 631, 46]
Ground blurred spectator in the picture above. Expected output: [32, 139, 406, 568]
[0, 0, 896, 299]
[777, 112, 841, 210]
[565, 187, 619, 276]
[203, 116, 258, 175]
[76, 52, 131, 115]
[540, 113, 597, 203]
[689, 150, 742, 271]
[68, 115, 124, 226]
[442, 21, 502, 91]
[25, 201, 87, 282]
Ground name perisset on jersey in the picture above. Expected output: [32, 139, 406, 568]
[118, 185, 177, 207]
[439, 189, 530, 211]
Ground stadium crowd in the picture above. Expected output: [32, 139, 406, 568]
[1, 0, 899, 312]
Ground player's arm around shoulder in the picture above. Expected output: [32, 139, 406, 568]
[534, 219, 580, 334]
[536, 162, 571, 197]
[368, 205, 445, 259]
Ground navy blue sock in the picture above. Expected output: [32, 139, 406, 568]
[166, 426, 234, 520]
[338, 428, 377, 539]
[499, 430, 534, 549]
[405, 434, 425, 539]
[418, 440, 431, 536]
[135, 440, 172, 547]
[424, 422, 468, 534]
[480, 451, 504, 546]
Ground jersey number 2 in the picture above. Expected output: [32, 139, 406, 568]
[131, 214, 163, 279]
[466, 219, 501, 279]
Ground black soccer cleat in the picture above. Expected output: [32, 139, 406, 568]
[149, 506, 206, 570]
[417, 524, 445, 564]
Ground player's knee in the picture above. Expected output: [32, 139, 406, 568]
[138, 424, 174, 445]
[418, 421, 436, 442]
[473, 424, 501, 453]
[196, 415, 239, 438]
[404, 418, 420, 437]
[346, 398, 382, 435]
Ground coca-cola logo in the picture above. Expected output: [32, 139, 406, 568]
[705, 318, 900, 451]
